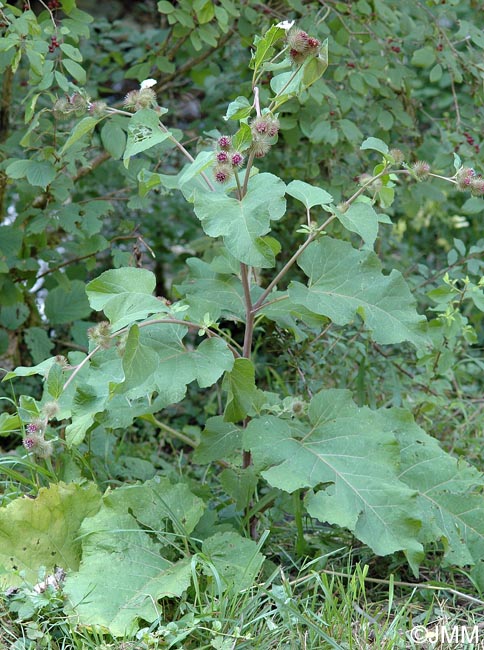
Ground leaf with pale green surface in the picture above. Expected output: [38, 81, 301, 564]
[334, 202, 379, 246]
[86, 267, 156, 311]
[64, 478, 204, 635]
[0, 482, 101, 588]
[193, 173, 286, 268]
[286, 179, 333, 209]
[289, 238, 428, 348]
[244, 389, 423, 558]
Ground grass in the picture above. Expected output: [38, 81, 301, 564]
[2, 553, 484, 650]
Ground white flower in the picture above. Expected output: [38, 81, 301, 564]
[140, 78, 157, 89]
[276, 20, 295, 31]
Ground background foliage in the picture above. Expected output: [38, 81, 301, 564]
[1, 0, 484, 646]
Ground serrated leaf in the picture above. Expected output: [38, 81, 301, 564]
[289, 238, 428, 348]
[44, 280, 91, 324]
[0, 482, 101, 588]
[194, 416, 242, 463]
[244, 390, 423, 557]
[64, 478, 204, 635]
[46, 362, 64, 399]
[123, 109, 171, 168]
[250, 25, 285, 72]
[86, 267, 156, 310]
[103, 293, 169, 331]
[121, 324, 158, 392]
[193, 173, 286, 268]
[286, 180, 333, 209]
[24, 327, 54, 365]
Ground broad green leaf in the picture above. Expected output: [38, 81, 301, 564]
[360, 137, 388, 155]
[202, 532, 264, 594]
[60, 42, 82, 61]
[244, 390, 423, 557]
[223, 358, 260, 422]
[286, 180, 333, 209]
[86, 267, 156, 310]
[194, 416, 242, 463]
[335, 202, 379, 246]
[112, 323, 234, 403]
[193, 173, 286, 268]
[0, 482, 101, 588]
[289, 238, 428, 348]
[44, 280, 91, 324]
[396, 419, 484, 584]
[64, 478, 204, 635]
[6, 160, 56, 189]
[123, 108, 171, 168]
[61, 116, 104, 154]
[103, 293, 169, 331]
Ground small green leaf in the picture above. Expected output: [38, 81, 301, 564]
[223, 358, 260, 422]
[286, 179, 333, 209]
[224, 95, 252, 121]
[123, 109, 171, 168]
[59, 42, 82, 61]
[62, 58, 86, 83]
[100, 120, 126, 160]
[46, 362, 64, 399]
[61, 116, 104, 154]
[361, 137, 389, 155]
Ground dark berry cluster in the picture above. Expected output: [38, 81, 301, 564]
[463, 131, 480, 154]
[286, 28, 321, 65]
[213, 136, 245, 184]
[47, 0, 61, 8]
[48, 35, 60, 53]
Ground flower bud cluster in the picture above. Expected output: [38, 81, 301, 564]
[52, 93, 89, 120]
[213, 136, 245, 184]
[22, 400, 59, 460]
[455, 167, 484, 195]
[412, 160, 431, 180]
[88, 321, 112, 349]
[249, 114, 280, 159]
[286, 28, 321, 65]
[123, 87, 157, 112]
